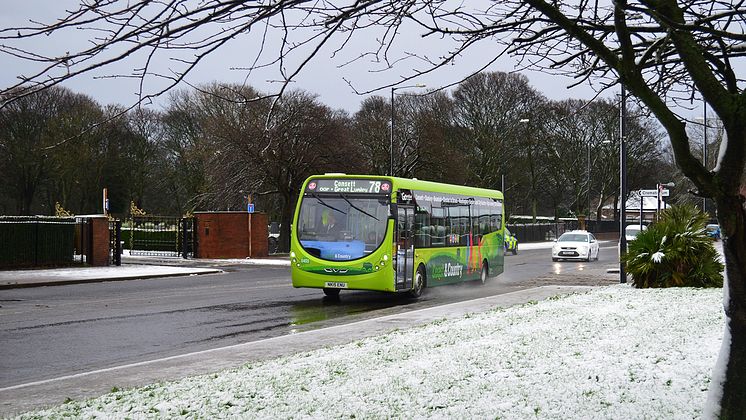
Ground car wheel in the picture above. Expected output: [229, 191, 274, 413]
[323, 288, 341, 297]
[268, 237, 279, 254]
[408, 265, 425, 298]
[552, 258, 559, 262]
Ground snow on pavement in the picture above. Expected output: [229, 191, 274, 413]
[0, 265, 219, 282]
[15, 285, 724, 419]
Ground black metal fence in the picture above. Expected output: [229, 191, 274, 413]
[506, 223, 563, 243]
[507, 219, 621, 243]
[109, 219, 122, 266]
[123, 216, 196, 258]
[0, 216, 89, 268]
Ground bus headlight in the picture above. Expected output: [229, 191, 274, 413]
[290, 251, 296, 258]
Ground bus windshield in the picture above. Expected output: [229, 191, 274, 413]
[297, 194, 389, 261]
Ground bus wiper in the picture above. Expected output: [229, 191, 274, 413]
[310, 192, 346, 215]
[340, 193, 379, 221]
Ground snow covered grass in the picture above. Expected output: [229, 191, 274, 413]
[16, 285, 723, 419]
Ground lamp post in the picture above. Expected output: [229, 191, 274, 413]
[390, 84, 426, 176]
[702, 101, 708, 215]
[587, 141, 591, 221]
[501, 118, 528, 195]
[619, 83, 628, 284]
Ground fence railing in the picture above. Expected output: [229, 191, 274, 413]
[507, 219, 622, 243]
[123, 216, 196, 258]
[109, 219, 122, 266]
[0, 216, 88, 268]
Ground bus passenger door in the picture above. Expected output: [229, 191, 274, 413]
[396, 205, 415, 290]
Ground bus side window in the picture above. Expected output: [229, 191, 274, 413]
[459, 205, 469, 246]
[415, 206, 430, 248]
[431, 207, 445, 247]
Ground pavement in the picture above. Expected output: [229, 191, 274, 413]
[0, 255, 289, 289]
[0, 240, 607, 415]
[0, 285, 594, 416]
[0, 241, 565, 290]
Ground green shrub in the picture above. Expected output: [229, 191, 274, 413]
[624, 205, 723, 288]
[121, 228, 179, 252]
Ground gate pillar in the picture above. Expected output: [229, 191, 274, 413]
[194, 211, 268, 259]
[88, 215, 111, 266]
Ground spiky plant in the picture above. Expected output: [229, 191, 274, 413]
[624, 205, 723, 288]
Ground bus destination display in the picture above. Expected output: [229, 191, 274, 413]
[307, 179, 391, 194]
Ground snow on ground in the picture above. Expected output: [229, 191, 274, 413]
[0, 265, 218, 281]
[122, 249, 291, 266]
[16, 285, 724, 419]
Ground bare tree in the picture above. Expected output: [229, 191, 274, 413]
[0, 86, 103, 214]
[452, 72, 543, 194]
[352, 96, 391, 175]
[2, 1, 744, 415]
[183, 83, 358, 251]
[158, 91, 210, 215]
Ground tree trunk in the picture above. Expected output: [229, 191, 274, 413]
[713, 193, 746, 418]
[279, 191, 296, 253]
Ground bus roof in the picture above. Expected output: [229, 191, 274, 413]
[303, 174, 503, 200]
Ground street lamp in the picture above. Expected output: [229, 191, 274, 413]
[696, 101, 709, 215]
[619, 83, 628, 284]
[587, 141, 591, 221]
[503, 118, 530, 193]
[390, 84, 426, 176]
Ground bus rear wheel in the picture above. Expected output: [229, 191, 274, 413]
[408, 266, 425, 298]
[480, 260, 488, 285]
[323, 288, 341, 297]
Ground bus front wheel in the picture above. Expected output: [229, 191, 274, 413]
[323, 288, 341, 298]
[480, 260, 488, 285]
[408, 266, 425, 298]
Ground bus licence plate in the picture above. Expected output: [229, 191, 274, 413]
[324, 282, 348, 289]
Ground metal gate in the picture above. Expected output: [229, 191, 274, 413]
[109, 219, 122, 266]
[125, 216, 196, 258]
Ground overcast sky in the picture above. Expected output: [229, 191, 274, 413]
[0, 1, 619, 114]
[0, 2, 719, 119]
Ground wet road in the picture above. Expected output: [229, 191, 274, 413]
[0, 244, 619, 388]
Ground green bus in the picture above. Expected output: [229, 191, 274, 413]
[290, 174, 506, 298]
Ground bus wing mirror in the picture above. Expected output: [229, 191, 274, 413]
[389, 203, 397, 218]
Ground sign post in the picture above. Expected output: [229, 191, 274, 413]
[103, 188, 109, 216]
[640, 188, 670, 222]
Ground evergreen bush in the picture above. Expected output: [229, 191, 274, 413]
[624, 205, 723, 288]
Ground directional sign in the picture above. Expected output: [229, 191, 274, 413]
[640, 189, 669, 197]
[247, 203, 255, 213]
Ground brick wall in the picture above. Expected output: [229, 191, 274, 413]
[89, 216, 110, 266]
[195, 212, 268, 259]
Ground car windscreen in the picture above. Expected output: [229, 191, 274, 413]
[558, 234, 589, 242]
[296, 194, 389, 261]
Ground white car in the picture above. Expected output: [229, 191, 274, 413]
[552, 230, 599, 262]
[625, 224, 646, 242]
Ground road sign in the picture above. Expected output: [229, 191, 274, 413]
[247, 203, 255, 213]
[640, 189, 669, 197]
